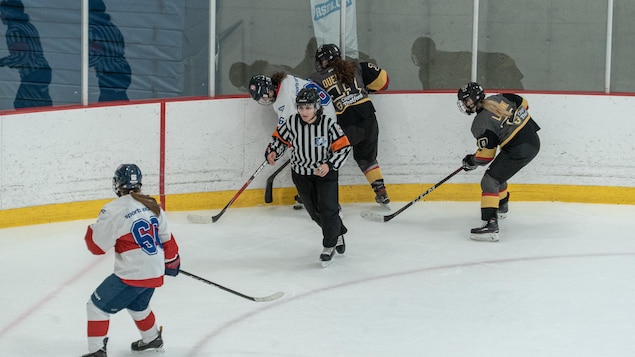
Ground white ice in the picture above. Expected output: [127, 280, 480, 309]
[1, 201, 635, 356]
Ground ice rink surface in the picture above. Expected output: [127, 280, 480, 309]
[1, 201, 634, 356]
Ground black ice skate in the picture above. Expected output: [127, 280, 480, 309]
[293, 195, 304, 210]
[131, 326, 164, 352]
[82, 337, 108, 357]
[372, 183, 390, 208]
[470, 218, 499, 242]
[335, 235, 346, 254]
[498, 193, 510, 219]
[320, 246, 335, 267]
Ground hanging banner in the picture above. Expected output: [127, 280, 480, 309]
[310, 0, 359, 58]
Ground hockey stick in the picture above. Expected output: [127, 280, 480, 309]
[264, 158, 290, 203]
[180, 269, 284, 302]
[187, 160, 268, 224]
[360, 166, 466, 223]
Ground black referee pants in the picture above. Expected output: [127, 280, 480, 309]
[292, 170, 347, 248]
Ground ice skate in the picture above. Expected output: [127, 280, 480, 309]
[82, 337, 108, 357]
[498, 193, 509, 219]
[372, 183, 390, 209]
[293, 195, 304, 210]
[470, 218, 499, 242]
[335, 235, 346, 254]
[131, 326, 164, 352]
[320, 246, 335, 267]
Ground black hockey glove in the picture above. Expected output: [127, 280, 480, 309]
[462, 154, 478, 171]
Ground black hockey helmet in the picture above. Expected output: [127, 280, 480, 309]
[295, 87, 321, 111]
[113, 164, 142, 196]
[315, 43, 341, 70]
[457, 82, 485, 115]
[248, 75, 276, 105]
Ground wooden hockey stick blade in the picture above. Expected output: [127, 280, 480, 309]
[264, 182, 274, 203]
[360, 210, 390, 223]
[186, 214, 213, 224]
[253, 291, 285, 302]
[264, 159, 290, 203]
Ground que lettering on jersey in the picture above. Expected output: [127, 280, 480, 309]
[321, 75, 338, 89]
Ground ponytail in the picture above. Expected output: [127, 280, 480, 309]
[130, 190, 161, 216]
[481, 99, 514, 119]
[331, 58, 356, 85]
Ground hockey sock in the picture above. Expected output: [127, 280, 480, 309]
[86, 299, 110, 353]
[128, 308, 159, 343]
[363, 165, 383, 185]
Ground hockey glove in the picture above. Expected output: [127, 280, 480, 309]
[165, 254, 181, 276]
[264, 144, 278, 162]
[462, 154, 478, 171]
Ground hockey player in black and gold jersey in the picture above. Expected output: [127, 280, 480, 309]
[309, 44, 391, 207]
[265, 88, 352, 266]
[457, 82, 541, 242]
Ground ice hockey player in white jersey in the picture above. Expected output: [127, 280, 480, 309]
[81, 164, 180, 357]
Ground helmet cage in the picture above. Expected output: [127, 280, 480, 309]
[457, 82, 484, 115]
[248, 75, 276, 105]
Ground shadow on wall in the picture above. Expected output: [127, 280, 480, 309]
[411, 37, 524, 90]
[0, 0, 52, 109]
[229, 37, 377, 92]
[89, 0, 131, 102]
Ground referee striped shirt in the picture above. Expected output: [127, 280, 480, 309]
[269, 112, 351, 176]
